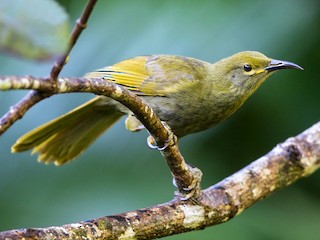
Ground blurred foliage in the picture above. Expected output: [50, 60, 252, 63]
[0, 0, 319, 239]
[0, 0, 69, 60]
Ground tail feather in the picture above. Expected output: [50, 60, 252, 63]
[12, 97, 124, 165]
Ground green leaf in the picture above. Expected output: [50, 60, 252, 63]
[0, 0, 69, 60]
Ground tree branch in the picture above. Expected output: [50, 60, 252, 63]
[0, 0, 97, 135]
[0, 119, 319, 239]
[0, 75, 202, 199]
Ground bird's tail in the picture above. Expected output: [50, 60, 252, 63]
[12, 97, 124, 165]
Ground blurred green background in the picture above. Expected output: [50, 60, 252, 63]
[0, 0, 319, 239]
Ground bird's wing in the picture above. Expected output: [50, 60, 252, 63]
[84, 56, 160, 96]
[85, 55, 209, 96]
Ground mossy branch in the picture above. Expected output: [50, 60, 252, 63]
[0, 115, 319, 239]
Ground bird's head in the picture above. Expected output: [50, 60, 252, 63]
[212, 51, 303, 96]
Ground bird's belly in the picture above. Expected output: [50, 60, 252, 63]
[143, 96, 237, 137]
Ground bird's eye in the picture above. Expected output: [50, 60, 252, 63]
[243, 64, 252, 72]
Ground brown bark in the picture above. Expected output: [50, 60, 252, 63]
[0, 120, 319, 239]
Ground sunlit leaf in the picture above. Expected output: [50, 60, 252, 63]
[0, 0, 69, 60]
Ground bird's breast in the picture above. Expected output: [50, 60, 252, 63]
[142, 90, 242, 137]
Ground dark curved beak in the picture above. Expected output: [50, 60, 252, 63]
[265, 59, 304, 72]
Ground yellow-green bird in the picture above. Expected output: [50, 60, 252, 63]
[11, 51, 303, 165]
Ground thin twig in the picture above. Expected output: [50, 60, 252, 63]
[0, 120, 319, 239]
[0, 0, 98, 135]
[50, 0, 98, 79]
[0, 90, 50, 134]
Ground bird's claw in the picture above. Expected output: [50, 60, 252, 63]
[147, 130, 177, 151]
[174, 166, 203, 201]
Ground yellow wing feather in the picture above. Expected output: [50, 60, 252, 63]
[85, 56, 161, 96]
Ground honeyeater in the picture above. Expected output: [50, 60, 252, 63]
[11, 51, 303, 165]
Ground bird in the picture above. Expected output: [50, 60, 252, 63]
[11, 51, 303, 165]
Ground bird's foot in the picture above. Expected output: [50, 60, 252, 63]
[173, 165, 203, 201]
[147, 129, 177, 151]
